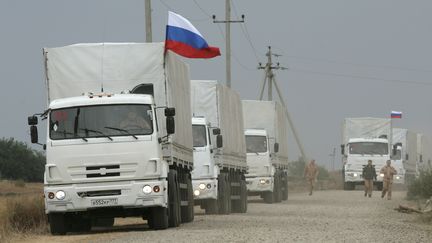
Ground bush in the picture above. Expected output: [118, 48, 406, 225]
[5, 195, 47, 233]
[0, 138, 45, 182]
[14, 180, 26, 188]
[407, 170, 432, 199]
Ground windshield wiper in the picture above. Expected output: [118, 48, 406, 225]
[79, 128, 113, 141]
[104, 126, 138, 139]
[56, 130, 88, 142]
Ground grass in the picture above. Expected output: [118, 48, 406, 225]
[0, 181, 46, 242]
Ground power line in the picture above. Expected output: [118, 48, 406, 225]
[290, 68, 432, 86]
[159, 0, 210, 21]
[231, 0, 260, 62]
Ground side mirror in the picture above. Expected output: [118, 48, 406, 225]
[30, 125, 38, 144]
[392, 145, 397, 156]
[340, 144, 345, 155]
[165, 107, 176, 117]
[213, 128, 221, 135]
[406, 154, 409, 160]
[166, 116, 175, 134]
[216, 135, 223, 148]
[28, 116, 38, 125]
[274, 142, 279, 153]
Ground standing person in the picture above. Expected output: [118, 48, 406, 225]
[380, 160, 397, 200]
[362, 160, 377, 198]
[304, 159, 319, 196]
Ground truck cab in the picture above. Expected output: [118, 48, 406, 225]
[342, 138, 390, 190]
[191, 117, 221, 201]
[391, 143, 405, 184]
[244, 129, 275, 196]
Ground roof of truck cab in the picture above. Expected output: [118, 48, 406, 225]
[348, 138, 388, 143]
[49, 94, 154, 110]
[244, 129, 267, 136]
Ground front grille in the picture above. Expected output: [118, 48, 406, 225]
[77, 190, 121, 198]
[86, 165, 120, 178]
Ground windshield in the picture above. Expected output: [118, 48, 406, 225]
[246, 135, 267, 153]
[349, 142, 389, 155]
[393, 149, 402, 160]
[49, 104, 153, 140]
[192, 125, 207, 147]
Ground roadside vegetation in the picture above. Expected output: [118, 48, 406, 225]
[407, 170, 432, 199]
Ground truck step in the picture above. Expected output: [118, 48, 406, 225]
[179, 183, 188, 190]
[230, 195, 241, 200]
[230, 182, 240, 187]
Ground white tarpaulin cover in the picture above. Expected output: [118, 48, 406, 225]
[392, 128, 417, 174]
[242, 100, 289, 165]
[417, 133, 432, 171]
[191, 80, 246, 168]
[44, 43, 193, 164]
[342, 118, 392, 145]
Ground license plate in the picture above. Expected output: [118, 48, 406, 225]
[91, 198, 118, 207]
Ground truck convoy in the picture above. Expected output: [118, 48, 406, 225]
[417, 133, 432, 172]
[391, 128, 417, 185]
[242, 100, 289, 203]
[190, 80, 248, 214]
[27, 43, 195, 234]
[341, 117, 391, 190]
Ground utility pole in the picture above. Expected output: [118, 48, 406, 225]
[213, 0, 244, 88]
[145, 0, 152, 42]
[258, 46, 307, 160]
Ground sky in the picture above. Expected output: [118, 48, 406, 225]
[1, 0, 432, 169]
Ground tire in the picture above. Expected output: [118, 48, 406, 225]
[282, 173, 288, 201]
[168, 169, 181, 227]
[92, 217, 114, 228]
[274, 173, 282, 203]
[181, 175, 194, 223]
[344, 182, 355, 191]
[70, 215, 91, 232]
[218, 173, 231, 214]
[205, 199, 219, 214]
[238, 179, 248, 213]
[376, 182, 383, 191]
[148, 207, 169, 230]
[48, 213, 68, 235]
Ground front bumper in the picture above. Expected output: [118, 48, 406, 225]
[192, 178, 218, 200]
[246, 176, 273, 192]
[44, 179, 167, 214]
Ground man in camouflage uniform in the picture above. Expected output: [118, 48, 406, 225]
[362, 160, 377, 198]
[380, 160, 397, 200]
[304, 159, 319, 196]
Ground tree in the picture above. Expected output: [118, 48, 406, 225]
[0, 138, 45, 182]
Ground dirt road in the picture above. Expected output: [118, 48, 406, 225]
[24, 190, 432, 243]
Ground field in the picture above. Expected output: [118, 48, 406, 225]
[0, 180, 46, 242]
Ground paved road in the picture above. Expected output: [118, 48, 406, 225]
[27, 190, 432, 243]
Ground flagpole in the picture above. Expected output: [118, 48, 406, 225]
[145, 0, 152, 42]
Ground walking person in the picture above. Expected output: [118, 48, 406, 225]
[380, 160, 397, 200]
[362, 160, 377, 198]
[304, 159, 319, 196]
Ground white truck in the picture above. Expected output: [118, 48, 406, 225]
[190, 80, 248, 214]
[242, 100, 289, 203]
[417, 133, 432, 172]
[391, 128, 417, 184]
[27, 43, 194, 234]
[341, 117, 392, 190]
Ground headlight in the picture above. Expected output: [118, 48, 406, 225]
[142, 185, 152, 194]
[353, 173, 358, 177]
[199, 183, 206, 190]
[259, 179, 266, 184]
[380, 173, 384, 177]
[396, 176, 400, 180]
[55, 190, 66, 200]
[194, 190, 200, 196]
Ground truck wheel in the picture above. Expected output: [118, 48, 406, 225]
[48, 213, 68, 235]
[92, 217, 114, 228]
[168, 169, 181, 227]
[274, 173, 282, 203]
[181, 175, 194, 223]
[263, 191, 274, 204]
[70, 215, 91, 232]
[344, 182, 354, 191]
[282, 173, 288, 201]
[239, 179, 248, 213]
[148, 207, 169, 230]
[376, 182, 383, 191]
[205, 199, 219, 214]
[218, 173, 231, 214]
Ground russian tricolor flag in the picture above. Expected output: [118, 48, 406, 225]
[391, 111, 402, 119]
[165, 11, 221, 59]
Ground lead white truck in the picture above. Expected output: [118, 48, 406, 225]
[242, 100, 289, 203]
[27, 43, 194, 234]
[391, 128, 417, 185]
[341, 117, 392, 190]
[190, 80, 248, 214]
[416, 133, 432, 172]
